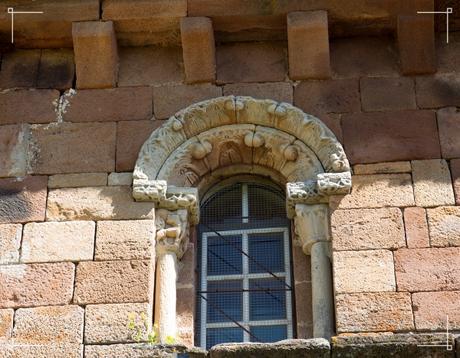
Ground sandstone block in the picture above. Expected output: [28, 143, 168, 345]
[0, 50, 41, 89]
[0, 89, 59, 125]
[0, 124, 29, 177]
[29, 122, 116, 174]
[153, 84, 222, 119]
[85, 343, 188, 358]
[64, 87, 152, 122]
[437, 107, 460, 158]
[0, 309, 13, 340]
[342, 110, 440, 164]
[360, 77, 416, 111]
[177, 243, 196, 288]
[398, 15, 436, 75]
[177, 286, 195, 346]
[116, 120, 163, 171]
[74, 260, 154, 304]
[13, 305, 84, 344]
[331, 208, 405, 251]
[412, 291, 460, 330]
[85, 303, 151, 344]
[412, 159, 455, 207]
[0, 176, 47, 224]
[47, 186, 154, 221]
[335, 292, 414, 333]
[108, 172, 133, 186]
[21, 221, 95, 263]
[427, 206, 460, 247]
[394, 247, 460, 291]
[295, 79, 359, 114]
[333, 250, 395, 293]
[416, 74, 460, 108]
[216, 42, 286, 83]
[0, 343, 82, 358]
[223, 82, 293, 103]
[330, 174, 415, 209]
[37, 49, 75, 90]
[48, 173, 108, 188]
[181, 17, 216, 83]
[287, 11, 330, 80]
[103, 0, 186, 19]
[404, 207, 430, 248]
[451, 159, 460, 205]
[95, 220, 154, 260]
[0, 262, 74, 308]
[0, 224, 22, 264]
[353, 161, 412, 175]
[317, 113, 343, 142]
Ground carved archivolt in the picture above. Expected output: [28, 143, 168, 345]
[133, 96, 352, 221]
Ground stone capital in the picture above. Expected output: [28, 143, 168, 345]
[155, 209, 189, 259]
[294, 204, 330, 255]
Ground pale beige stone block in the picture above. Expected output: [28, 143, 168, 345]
[427, 206, 460, 247]
[21, 221, 95, 263]
[48, 173, 107, 188]
[0, 343, 82, 358]
[85, 343, 176, 358]
[333, 250, 396, 293]
[108, 172, 133, 186]
[0, 224, 22, 264]
[353, 161, 411, 175]
[0, 309, 13, 340]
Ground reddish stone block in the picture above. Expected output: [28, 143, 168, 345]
[395, 247, 460, 291]
[64, 87, 152, 122]
[0, 262, 74, 308]
[223, 82, 293, 103]
[451, 159, 460, 205]
[216, 42, 286, 84]
[360, 77, 416, 111]
[29, 122, 116, 174]
[404, 207, 430, 248]
[287, 11, 330, 80]
[0, 176, 47, 224]
[318, 113, 342, 142]
[73, 21, 118, 89]
[0, 50, 41, 89]
[412, 291, 460, 330]
[0, 309, 13, 339]
[116, 120, 163, 171]
[294, 79, 360, 114]
[181, 17, 216, 83]
[0, 224, 22, 264]
[416, 74, 460, 108]
[103, 0, 186, 19]
[437, 107, 460, 159]
[0, 124, 28, 177]
[0, 89, 59, 125]
[37, 49, 75, 90]
[341, 111, 440, 164]
[398, 15, 436, 75]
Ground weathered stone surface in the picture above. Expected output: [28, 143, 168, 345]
[47, 186, 154, 221]
[295, 79, 360, 114]
[0, 176, 47, 224]
[216, 42, 286, 83]
[209, 339, 330, 358]
[0, 309, 13, 340]
[85, 343, 193, 358]
[0, 262, 74, 308]
[437, 107, 460, 159]
[413, 291, 460, 331]
[108, 172, 133, 186]
[395, 247, 460, 291]
[37, 49, 75, 90]
[416, 74, 460, 108]
[452, 159, 460, 205]
[404, 207, 430, 248]
[116, 120, 163, 172]
[360, 77, 416, 111]
[331, 208, 405, 251]
[64, 87, 152, 122]
[0, 124, 29, 177]
[74, 260, 153, 304]
[342, 110, 440, 164]
[12, 305, 84, 343]
[73, 21, 118, 89]
[118, 47, 183, 86]
[330, 174, 415, 209]
[287, 11, 330, 80]
[223, 82, 293, 103]
[85, 303, 150, 344]
[48, 173, 108, 188]
[29, 122, 116, 174]
[0, 224, 21, 264]
[95, 220, 154, 260]
[427, 206, 460, 247]
[333, 250, 395, 293]
[21, 221, 95, 263]
[335, 292, 414, 333]
[412, 159, 455, 207]
[153, 84, 222, 119]
[353, 161, 411, 175]
[0, 343, 83, 358]
[0, 89, 59, 125]
[0, 50, 41, 88]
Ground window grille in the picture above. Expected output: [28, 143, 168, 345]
[196, 182, 294, 349]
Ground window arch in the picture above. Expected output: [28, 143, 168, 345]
[195, 180, 295, 349]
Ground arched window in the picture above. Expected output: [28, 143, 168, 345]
[195, 181, 295, 349]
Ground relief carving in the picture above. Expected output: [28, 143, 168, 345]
[155, 209, 189, 259]
[294, 204, 329, 255]
[317, 172, 352, 195]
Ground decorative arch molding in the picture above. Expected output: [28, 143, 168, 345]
[133, 96, 352, 223]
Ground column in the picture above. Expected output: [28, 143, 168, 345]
[294, 204, 334, 339]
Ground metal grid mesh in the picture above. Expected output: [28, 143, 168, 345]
[196, 182, 294, 349]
